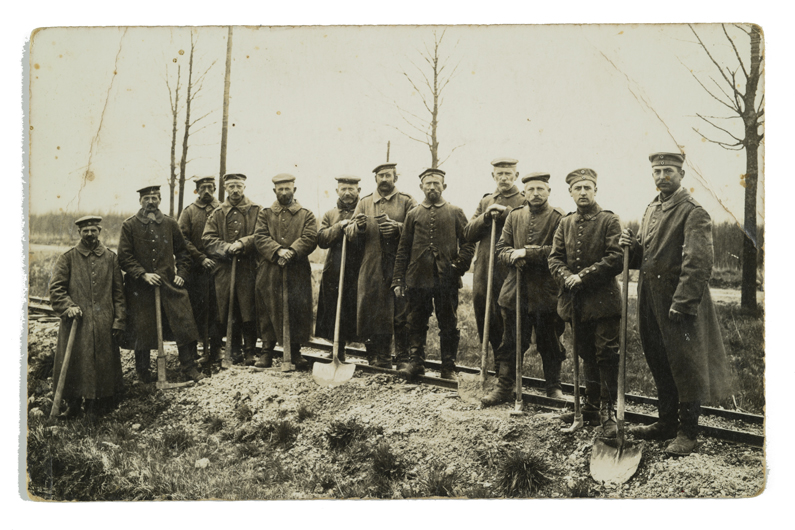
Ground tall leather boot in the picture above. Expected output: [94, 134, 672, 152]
[629, 393, 679, 440]
[394, 327, 410, 370]
[178, 342, 207, 381]
[439, 330, 459, 379]
[255, 341, 275, 368]
[242, 322, 258, 366]
[399, 347, 425, 378]
[665, 401, 700, 456]
[481, 361, 514, 407]
[134, 350, 153, 383]
[291, 345, 310, 371]
[598, 364, 618, 438]
[542, 354, 563, 399]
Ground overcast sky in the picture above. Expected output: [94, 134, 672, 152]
[29, 24, 763, 225]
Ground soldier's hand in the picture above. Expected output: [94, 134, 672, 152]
[393, 286, 405, 298]
[564, 274, 583, 291]
[486, 203, 507, 220]
[339, 219, 351, 228]
[668, 308, 686, 322]
[509, 249, 527, 265]
[65, 306, 82, 319]
[277, 248, 291, 259]
[174, 275, 185, 287]
[277, 257, 288, 268]
[112, 329, 124, 342]
[202, 258, 216, 270]
[229, 241, 245, 255]
[143, 273, 162, 286]
[379, 219, 399, 238]
[354, 213, 367, 228]
[619, 228, 635, 248]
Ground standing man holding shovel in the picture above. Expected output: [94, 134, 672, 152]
[49, 216, 126, 418]
[463, 158, 526, 380]
[254, 174, 318, 371]
[620, 152, 730, 456]
[480, 173, 566, 406]
[203, 174, 262, 368]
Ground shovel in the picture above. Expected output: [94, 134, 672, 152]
[281, 266, 295, 372]
[313, 233, 356, 386]
[458, 220, 498, 401]
[509, 267, 524, 416]
[50, 317, 79, 418]
[155, 286, 194, 391]
[590, 246, 643, 484]
[561, 315, 583, 433]
[221, 256, 237, 369]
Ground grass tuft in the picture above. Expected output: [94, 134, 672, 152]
[296, 404, 314, 423]
[203, 414, 225, 434]
[495, 450, 550, 498]
[325, 418, 368, 451]
[420, 461, 459, 497]
[162, 427, 195, 455]
[235, 403, 254, 422]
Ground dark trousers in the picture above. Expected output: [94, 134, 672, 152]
[407, 278, 460, 367]
[498, 309, 565, 390]
[135, 342, 196, 373]
[187, 268, 222, 350]
[573, 316, 620, 406]
[365, 291, 410, 362]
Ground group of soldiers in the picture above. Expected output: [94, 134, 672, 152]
[47, 151, 730, 457]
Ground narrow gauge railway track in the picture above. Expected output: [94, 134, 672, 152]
[28, 296, 764, 448]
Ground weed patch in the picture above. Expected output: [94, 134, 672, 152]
[495, 450, 551, 498]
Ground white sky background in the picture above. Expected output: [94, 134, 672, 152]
[30, 24, 762, 225]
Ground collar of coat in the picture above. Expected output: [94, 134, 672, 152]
[270, 199, 303, 214]
[373, 189, 399, 203]
[575, 202, 602, 221]
[135, 209, 164, 225]
[420, 198, 447, 209]
[494, 185, 521, 199]
[653, 187, 690, 211]
[76, 239, 107, 257]
[194, 197, 221, 212]
[337, 197, 359, 212]
[221, 195, 254, 215]
[524, 201, 551, 215]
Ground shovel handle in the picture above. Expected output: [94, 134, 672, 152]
[617, 245, 630, 444]
[332, 234, 347, 362]
[50, 317, 79, 418]
[514, 267, 523, 411]
[224, 256, 238, 363]
[155, 286, 167, 384]
[481, 220, 498, 384]
[282, 267, 293, 370]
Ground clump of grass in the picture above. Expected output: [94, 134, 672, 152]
[420, 461, 459, 497]
[568, 478, 594, 498]
[236, 442, 262, 459]
[325, 418, 368, 451]
[203, 414, 225, 434]
[464, 484, 495, 499]
[495, 450, 550, 498]
[370, 441, 403, 479]
[269, 420, 300, 449]
[235, 403, 254, 422]
[162, 427, 195, 455]
[296, 404, 314, 422]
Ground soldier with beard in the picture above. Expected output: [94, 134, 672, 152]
[178, 176, 222, 365]
[203, 174, 263, 367]
[254, 174, 318, 370]
[345, 163, 417, 369]
[315, 176, 365, 359]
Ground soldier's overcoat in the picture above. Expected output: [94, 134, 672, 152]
[464, 185, 525, 344]
[315, 199, 363, 342]
[628, 187, 730, 401]
[548, 203, 623, 322]
[118, 210, 200, 349]
[496, 201, 564, 313]
[178, 198, 221, 333]
[49, 240, 125, 399]
[344, 189, 416, 338]
[202, 195, 262, 324]
[254, 200, 318, 344]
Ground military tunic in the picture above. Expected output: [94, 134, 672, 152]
[464, 185, 526, 352]
[202, 195, 262, 325]
[627, 187, 730, 403]
[344, 189, 416, 339]
[315, 199, 363, 343]
[50, 240, 125, 400]
[254, 200, 317, 345]
[117, 210, 200, 350]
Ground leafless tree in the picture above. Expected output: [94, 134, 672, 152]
[165, 64, 181, 216]
[218, 26, 233, 203]
[688, 24, 763, 311]
[391, 30, 462, 169]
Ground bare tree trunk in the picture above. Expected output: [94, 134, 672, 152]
[219, 26, 233, 203]
[177, 34, 196, 218]
[430, 40, 439, 169]
[168, 66, 181, 217]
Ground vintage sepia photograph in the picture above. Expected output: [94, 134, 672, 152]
[24, 23, 765, 502]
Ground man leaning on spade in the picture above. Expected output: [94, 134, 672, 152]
[620, 152, 731, 456]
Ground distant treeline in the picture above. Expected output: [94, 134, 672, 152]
[30, 212, 763, 272]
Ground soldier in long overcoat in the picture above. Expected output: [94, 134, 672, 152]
[202, 174, 262, 367]
[481, 173, 566, 406]
[49, 216, 125, 417]
[315, 175, 364, 360]
[254, 174, 318, 370]
[621, 152, 731, 455]
[548, 169, 623, 437]
[345, 162, 417, 369]
[118, 185, 205, 382]
[463, 158, 526, 370]
[178, 176, 222, 364]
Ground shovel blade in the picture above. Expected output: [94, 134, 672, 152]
[312, 359, 355, 387]
[457, 372, 497, 404]
[589, 438, 644, 484]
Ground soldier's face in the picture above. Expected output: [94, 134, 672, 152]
[420, 175, 446, 202]
[140, 194, 161, 211]
[225, 181, 245, 202]
[569, 181, 596, 208]
[375, 170, 397, 194]
[337, 183, 360, 205]
[79, 226, 100, 246]
[275, 183, 295, 205]
[524, 181, 550, 206]
[653, 166, 684, 195]
[197, 183, 216, 202]
[492, 166, 518, 191]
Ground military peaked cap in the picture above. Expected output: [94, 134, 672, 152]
[565, 168, 597, 186]
[137, 185, 161, 196]
[223, 173, 247, 182]
[373, 162, 397, 174]
[419, 168, 446, 180]
[491, 158, 519, 167]
[272, 173, 296, 184]
[335, 175, 361, 184]
[649, 152, 685, 168]
[522, 172, 550, 184]
[75, 215, 102, 228]
[193, 176, 216, 186]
